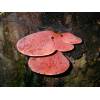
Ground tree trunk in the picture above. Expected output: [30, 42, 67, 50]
[0, 12, 100, 86]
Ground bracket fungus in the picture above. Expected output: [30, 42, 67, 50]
[16, 30, 82, 75]
[28, 51, 70, 75]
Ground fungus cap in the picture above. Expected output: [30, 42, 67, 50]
[16, 31, 55, 56]
[53, 33, 74, 52]
[16, 31, 76, 57]
[61, 32, 82, 44]
[28, 51, 70, 75]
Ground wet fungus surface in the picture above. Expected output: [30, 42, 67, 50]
[16, 30, 82, 75]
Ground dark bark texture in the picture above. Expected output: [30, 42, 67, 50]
[0, 12, 100, 86]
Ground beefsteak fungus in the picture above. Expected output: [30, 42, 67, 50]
[16, 30, 82, 75]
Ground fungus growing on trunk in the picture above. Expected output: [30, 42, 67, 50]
[61, 32, 82, 44]
[16, 31, 55, 56]
[28, 51, 70, 75]
[16, 31, 76, 56]
[16, 30, 82, 75]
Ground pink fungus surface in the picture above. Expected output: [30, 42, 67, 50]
[28, 51, 70, 75]
[16, 30, 82, 75]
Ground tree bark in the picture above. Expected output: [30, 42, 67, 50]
[0, 12, 100, 86]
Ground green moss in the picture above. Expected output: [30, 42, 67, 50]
[12, 58, 26, 86]
[4, 58, 26, 87]
[3, 40, 14, 59]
